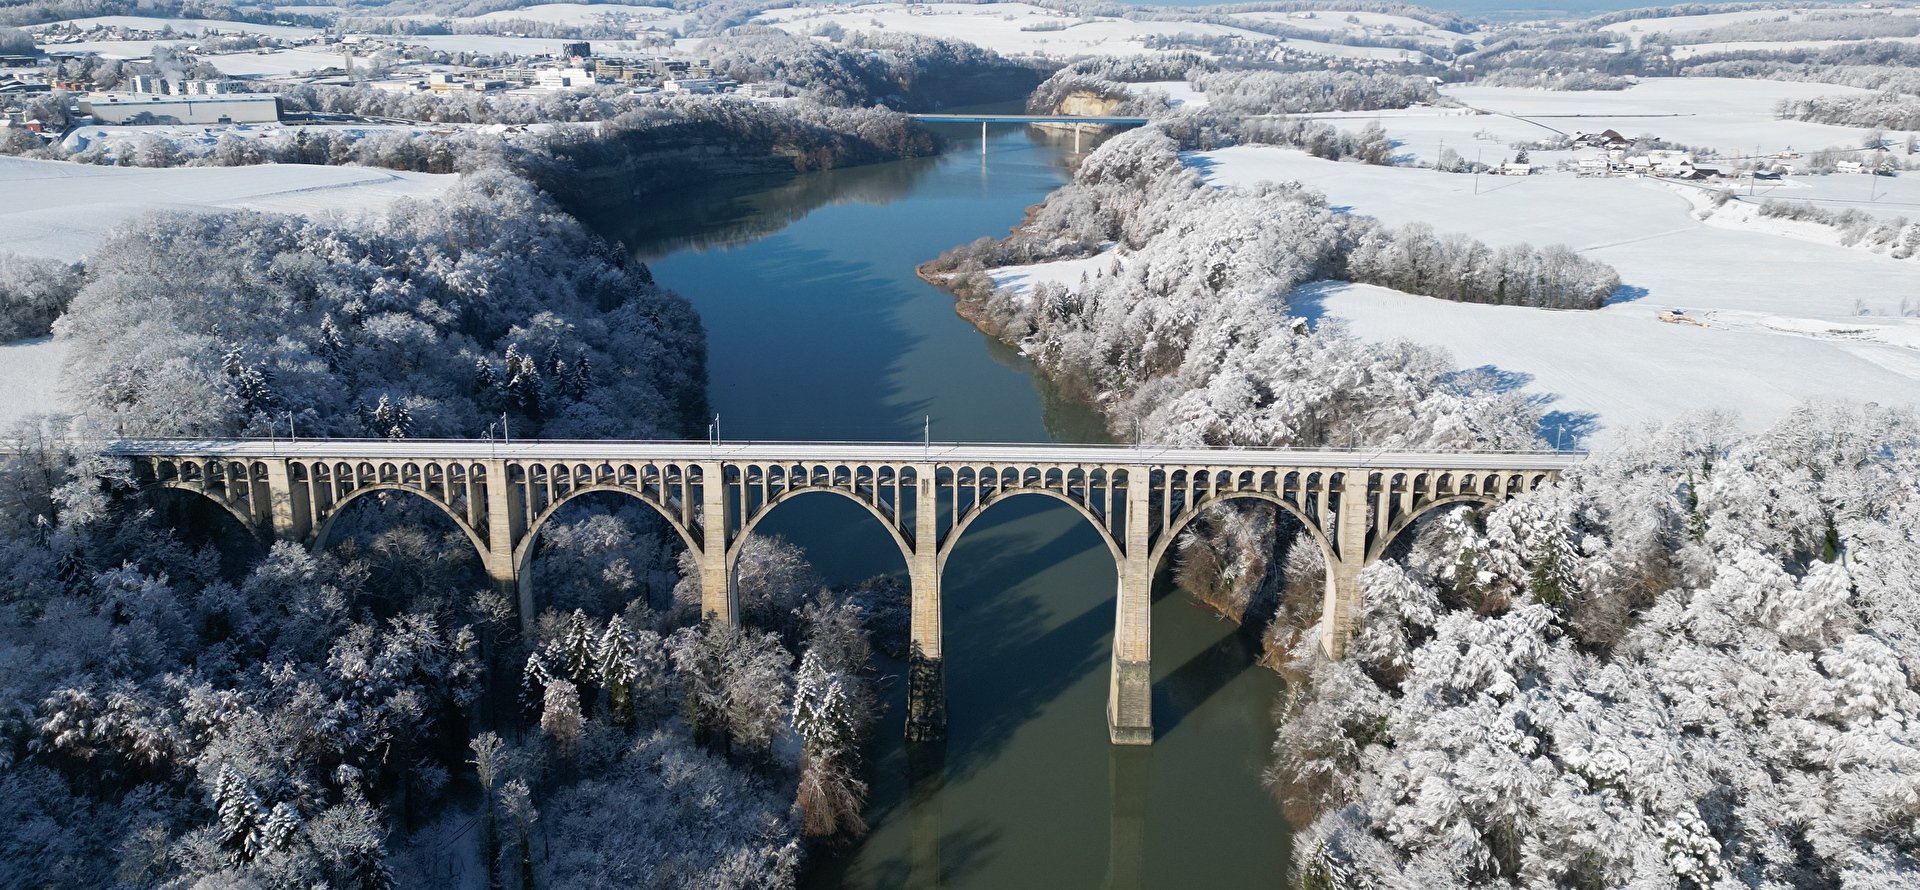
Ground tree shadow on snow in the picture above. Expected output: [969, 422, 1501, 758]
[1180, 153, 1220, 176]
[1286, 280, 1338, 328]
[1540, 408, 1601, 451]
[1607, 284, 1650, 306]
[1456, 363, 1534, 394]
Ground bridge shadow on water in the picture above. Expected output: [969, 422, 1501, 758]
[938, 496, 1116, 787]
[1148, 602, 1264, 744]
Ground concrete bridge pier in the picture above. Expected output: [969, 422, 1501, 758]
[1108, 466, 1154, 745]
[698, 461, 738, 626]
[1319, 471, 1374, 659]
[907, 467, 947, 742]
[475, 459, 532, 636]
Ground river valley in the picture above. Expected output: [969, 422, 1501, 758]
[586, 122, 1291, 890]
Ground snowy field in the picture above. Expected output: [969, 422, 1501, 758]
[752, 2, 1282, 59]
[1599, 7, 1920, 47]
[208, 48, 365, 77]
[0, 156, 454, 262]
[1671, 35, 1920, 59]
[1268, 80, 1909, 173]
[58, 122, 455, 156]
[1440, 79, 1912, 160]
[466, 3, 690, 30]
[1229, 9, 1459, 47]
[1182, 144, 1920, 444]
[0, 337, 72, 431]
[33, 15, 323, 40]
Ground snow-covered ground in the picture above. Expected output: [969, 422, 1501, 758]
[207, 48, 364, 77]
[1440, 79, 1913, 160]
[752, 2, 1280, 59]
[467, 3, 689, 30]
[58, 122, 456, 157]
[1229, 9, 1460, 47]
[1132, 80, 1207, 109]
[1271, 80, 1906, 173]
[0, 157, 454, 263]
[1596, 9, 1812, 39]
[1181, 144, 1920, 444]
[41, 38, 198, 59]
[1598, 7, 1920, 48]
[0, 337, 72, 431]
[32, 15, 323, 40]
[1671, 35, 1920, 59]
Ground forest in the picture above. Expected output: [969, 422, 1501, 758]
[0, 168, 900, 887]
[923, 128, 1618, 447]
[1277, 404, 1920, 888]
[702, 28, 1049, 110]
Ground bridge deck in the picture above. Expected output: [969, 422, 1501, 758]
[100, 439, 1579, 470]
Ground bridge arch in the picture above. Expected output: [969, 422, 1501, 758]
[1366, 493, 1500, 563]
[733, 485, 914, 568]
[937, 487, 1124, 576]
[150, 481, 264, 542]
[310, 483, 490, 566]
[1145, 491, 1336, 582]
[513, 483, 704, 580]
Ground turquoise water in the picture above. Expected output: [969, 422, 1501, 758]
[593, 124, 1290, 890]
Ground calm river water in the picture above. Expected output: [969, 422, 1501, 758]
[587, 123, 1290, 890]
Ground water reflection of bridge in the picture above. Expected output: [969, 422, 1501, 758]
[111, 439, 1574, 745]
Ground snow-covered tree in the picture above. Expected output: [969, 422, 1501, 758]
[1278, 404, 1920, 888]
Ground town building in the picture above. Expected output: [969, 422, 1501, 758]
[79, 92, 280, 125]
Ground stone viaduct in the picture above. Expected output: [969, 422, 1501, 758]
[107, 439, 1574, 745]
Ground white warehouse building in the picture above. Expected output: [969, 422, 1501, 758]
[80, 92, 280, 125]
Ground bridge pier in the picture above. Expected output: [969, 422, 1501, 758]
[699, 461, 738, 626]
[1318, 470, 1373, 658]
[907, 467, 947, 742]
[476, 459, 532, 636]
[1108, 466, 1153, 745]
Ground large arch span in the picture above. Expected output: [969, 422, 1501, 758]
[110, 439, 1574, 746]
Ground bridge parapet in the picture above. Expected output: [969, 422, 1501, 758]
[108, 440, 1576, 745]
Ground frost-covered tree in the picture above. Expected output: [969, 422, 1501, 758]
[792, 650, 867, 838]
[56, 171, 707, 439]
[0, 251, 82, 342]
[1278, 403, 1920, 888]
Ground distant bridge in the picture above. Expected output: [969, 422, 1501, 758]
[909, 114, 1153, 125]
[106, 439, 1574, 745]
[910, 114, 1151, 152]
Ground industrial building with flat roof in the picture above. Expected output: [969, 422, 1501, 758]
[79, 93, 280, 125]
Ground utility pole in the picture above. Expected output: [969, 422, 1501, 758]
[1474, 149, 1482, 195]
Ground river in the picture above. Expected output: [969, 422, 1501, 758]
[585, 122, 1291, 890]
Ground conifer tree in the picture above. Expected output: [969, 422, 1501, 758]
[599, 615, 636, 724]
[213, 764, 265, 861]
